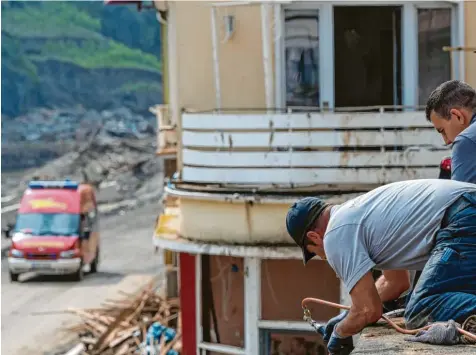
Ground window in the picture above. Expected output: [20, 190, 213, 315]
[284, 10, 320, 107]
[333, 6, 402, 108]
[201, 255, 245, 349]
[418, 8, 452, 105]
[14, 213, 80, 236]
[260, 330, 326, 355]
[261, 259, 340, 321]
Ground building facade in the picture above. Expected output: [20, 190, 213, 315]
[151, 1, 475, 354]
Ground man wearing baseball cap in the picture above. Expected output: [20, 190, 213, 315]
[286, 178, 476, 354]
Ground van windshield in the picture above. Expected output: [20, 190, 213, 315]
[14, 213, 80, 236]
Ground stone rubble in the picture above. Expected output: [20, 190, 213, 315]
[2, 107, 164, 212]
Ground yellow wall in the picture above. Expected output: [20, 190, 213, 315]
[465, 1, 476, 87]
[173, 2, 269, 111]
[172, 2, 476, 109]
[169, 2, 475, 169]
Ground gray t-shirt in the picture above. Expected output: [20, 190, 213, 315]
[452, 114, 476, 183]
[324, 179, 476, 293]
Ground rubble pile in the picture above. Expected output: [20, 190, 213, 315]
[2, 107, 164, 210]
[2, 107, 157, 172]
[2, 107, 156, 145]
[67, 279, 181, 355]
[27, 131, 163, 199]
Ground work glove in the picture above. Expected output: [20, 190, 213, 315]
[327, 324, 354, 355]
[405, 320, 462, 345]
[316, 311, 348, 343]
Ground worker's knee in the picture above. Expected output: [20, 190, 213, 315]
[405, 293, 476, 329]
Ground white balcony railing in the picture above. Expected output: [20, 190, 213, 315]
[180, 111, 450, 190]
[150, 104, 177, 156]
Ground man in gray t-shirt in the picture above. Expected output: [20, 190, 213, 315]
[286, 179, 476, 354]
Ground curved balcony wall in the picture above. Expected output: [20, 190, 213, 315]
[165, 188, 358, 244]
[160, 111, 450, 245]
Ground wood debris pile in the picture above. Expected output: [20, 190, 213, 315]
[67, 279, 181, 355]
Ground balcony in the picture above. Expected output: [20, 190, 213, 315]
[157, 109, 450, 245]
[178, 109, 449, 191]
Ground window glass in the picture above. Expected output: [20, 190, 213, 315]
[261, 331, 326, 355]
[285, 10, 320, 107]
[15, 213, 80, 236]
[418, 8, 452, 105]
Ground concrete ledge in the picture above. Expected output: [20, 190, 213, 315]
[153, 232, 310, 259]
[354, 321, 476, 354]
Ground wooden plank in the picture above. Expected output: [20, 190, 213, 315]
[182, 130, 445, 148]
[182, 149, 448, 168]
[182, 167, 440, 185]
[182, 112, 434, 130]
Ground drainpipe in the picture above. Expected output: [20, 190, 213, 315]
[161, 14, 169, 105]
[458, 1, 465, 81]
[274, 4, 283, 109]
[211, 6, 222, 112]
[261, 3, 273, 112]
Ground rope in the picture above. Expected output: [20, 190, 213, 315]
[301, 297, 476, 342]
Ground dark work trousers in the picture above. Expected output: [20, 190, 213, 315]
[404, 191, 476, 329]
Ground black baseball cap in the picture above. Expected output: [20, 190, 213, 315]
[286, 197, 329, 265]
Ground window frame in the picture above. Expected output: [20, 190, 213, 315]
[259, 328, 323, 355]
[275, 1, 463, 111]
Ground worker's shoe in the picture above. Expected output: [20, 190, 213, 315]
[82, 263, 91, 273]
[461, 315, 476, 345]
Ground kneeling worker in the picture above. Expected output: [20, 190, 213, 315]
[286, 179, 476, 354]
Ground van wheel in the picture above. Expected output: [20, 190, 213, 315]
[71, 265, 84, 282]
[90, 248, 99, 274]
[10, 272, 19, 282]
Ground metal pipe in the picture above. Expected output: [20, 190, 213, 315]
[261, 3, 273, 111]
[210, 1, 292, 8]
[302, 297, 476, 342]
[402, 3, 418, 110]
[211, 1, 252, 7]
[274, 3, 284, 109]
[458, 0, 466, 80]
[211, 6, 222, 112]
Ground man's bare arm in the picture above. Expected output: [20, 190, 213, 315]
[335, 271, 382, 337]
[376, 270, 411, 302]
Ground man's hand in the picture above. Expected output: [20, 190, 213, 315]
[327, 324, 354, 355]
[317, 311, 348, 343]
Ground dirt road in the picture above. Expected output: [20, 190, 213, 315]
[1, 204, 164, 355]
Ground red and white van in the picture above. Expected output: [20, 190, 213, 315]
[4, 180, 100, 282]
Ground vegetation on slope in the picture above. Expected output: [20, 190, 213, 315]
[1, 1, 163, 117]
